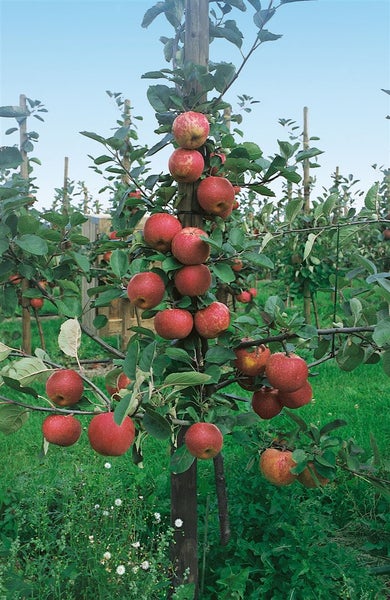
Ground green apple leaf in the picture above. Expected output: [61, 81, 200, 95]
[0, 404, 29, 435]
[58, 319, 81, 358]
[170, 444, 195, 474]
[143, 407, 171, 440]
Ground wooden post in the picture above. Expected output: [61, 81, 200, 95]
[169, 2, 209, 598]
[63, 156, 69, 214]
[19, 94, 31, 354]
[302, 107, 311, 324]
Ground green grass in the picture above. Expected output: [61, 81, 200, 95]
[0, 303, 389, 598]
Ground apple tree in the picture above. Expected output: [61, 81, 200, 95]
[0, 1, 389, 598]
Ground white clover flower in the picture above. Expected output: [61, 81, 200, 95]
[154, 512, 161, 523]
[174, 518, 183, 528]
[116, 565, 126, 575]
[138, 495, 144, 500]
[132, 566, 139, 574]
[115, 498, 122, 507]
[354, 403, 359, 409]
[102, 510, 109, 517]
[103, 551, 111, 560]
[140, 560, 150, 570]
[104, 462, 111, 469]
[131, 541, 141, 549]
[88, 535, 94, 543]
[94, 504, 100, 510]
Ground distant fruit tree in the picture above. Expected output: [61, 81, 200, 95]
[0, 1, 389, 598]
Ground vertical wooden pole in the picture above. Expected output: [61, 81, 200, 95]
[19, 94, 31, 354]
[169, 3, 209, 598]
[302, 107, 311, 324]
[63, 156, 69, 214]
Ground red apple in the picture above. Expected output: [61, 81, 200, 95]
[102, 251, 112, 262]
[8, 274, 22, 285]
[174, 264, 212, 296]
[172, 111, 210, 149]
[42, 414, 82, 447]
[109, 230, 119, 240]
[259, 448, 297, 486]
[168, 148, 204, 183]
[194, 301, 230, 339]
[126, 271, 165, 309]
[278, 380, 313, 409]
[251, 387, 282, 420]
[30, 297, 44, 310]
[297, 462, 330, 488]
[383, 229, 390, 240]
[46, 369, 84, 407]
[171, 227, 210, 265]
[265, 352, 309, 393]
[196, 176, 235, 217]
[184, 422, 223, 459]
[154, 308, 193, 340]
[105, 369, 131, 398]
[249, 287, 257, 298]
[234, 342, 271, 377]
[209, 151, 226, 176]
[236, 290, 252, 303]
[231, 258, 243, 272]
[143, 213, 182, 253]
[88, 412, 135, 456]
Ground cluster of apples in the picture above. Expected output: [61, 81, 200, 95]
[8, 274, 46, 311]
[234, 344, 312, 419]
[41, 368, 136, 456]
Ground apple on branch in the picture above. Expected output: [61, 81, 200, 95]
[174, 264, 212, 297]
[154, 308, 194, 340]
[126, 271, 166, 309]
[88, 412, 135, 456]
[184, 422, 223, 459]
[172, 111, 210, 149]
[197, 176, 235, 218]
[168, 148, 204, 183]
[171, 227, 210, 265]
[234, 341, 271, 377]
[194, 301, 230, 339]
[46, 369, 84, 407]
[251, 386, 282, 420]
[42, 414, 82, 447]
[143, 213, 182, 253]
[265, 352, 309, 393]
[259, 448, 297, 486]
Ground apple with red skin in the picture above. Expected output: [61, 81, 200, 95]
[128, 190, 142, 199]
[143, 213, 182, 253]
[252, 387, 282, 420]
[194, 301, 230, 339]
[42, 414, 82, 447]
[30, 297, 44, 310]
[278, 380, 313, 409]
[209, 151, 226, 176]
[383, 229, 390, 240]
[185, 422, 223, 459]
[234, 342, 271, 377]
[172, 111, 210, 149]
[197, 176, 235, 217]
[231, 258, 243, 272]
[102, 251, 112, 262]
[154, 308, 193, 340]
[126, 271, 165, 309]
[88, 412, 135, 456]
[168, 148, 204, 183]
[8, 274, 22, 285]
[174, 264, 212, 296]
[109, 230, 119, 240]
[298, 462, 330, 488]
[249, 287, 257, 298]
[265, 352, 309, 393]
[46, 369, 84, 407]
[105, 369, 131, 398]
[236, 290, 252, 303]
[171, 227, 210, 265]
[259, 448, 297, 486]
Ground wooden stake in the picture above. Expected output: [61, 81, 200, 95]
[19, 94, 31, 354]
[63, 156, 69, 214]
[303, 106, 310, 213]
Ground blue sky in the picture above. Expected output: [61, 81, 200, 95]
[1, 0, 389, 210]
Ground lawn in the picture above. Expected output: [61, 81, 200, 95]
[0, 306, 389, 599]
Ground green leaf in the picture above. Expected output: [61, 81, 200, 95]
[123, 340, 139, 380]
[1, 356, 49, 386]
[0, 146, 23, 169]
[165, 348, 193, 365]
[244, 252, 274, 269]
[205, 345, 236, 365]
[0, 404, 29, 435]
[147, 85, 173, 112]
[42, 211, 69, 227]
[17, 215, 39, 235]
[139, 341, 157, 372]
[170, 443, 195, 474]
[257, 29, 283, 42]
[303, 232, 321, 261]
[79, 130, 107, 144]
[110, 249, 129, 278]
[336, 341, 364, 371]
[285, 198, 303, 223]
[364, 183, 379, 211]
[14, 234, 48, 256]
[373, 318, 390, 347]
[382, 350, 390, 377]
[295, 147, 323, 162]
[319, 419, 347, 437]
[94, 288, 123, 307]
[212, 263, 235, 284]
[163, 372, 211, 388]
[0, 106, 29, 118]
[0, 342, 12, 361]
[143, 407, 171, 440]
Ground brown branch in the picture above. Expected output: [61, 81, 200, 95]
[213, 453, 230, 546]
